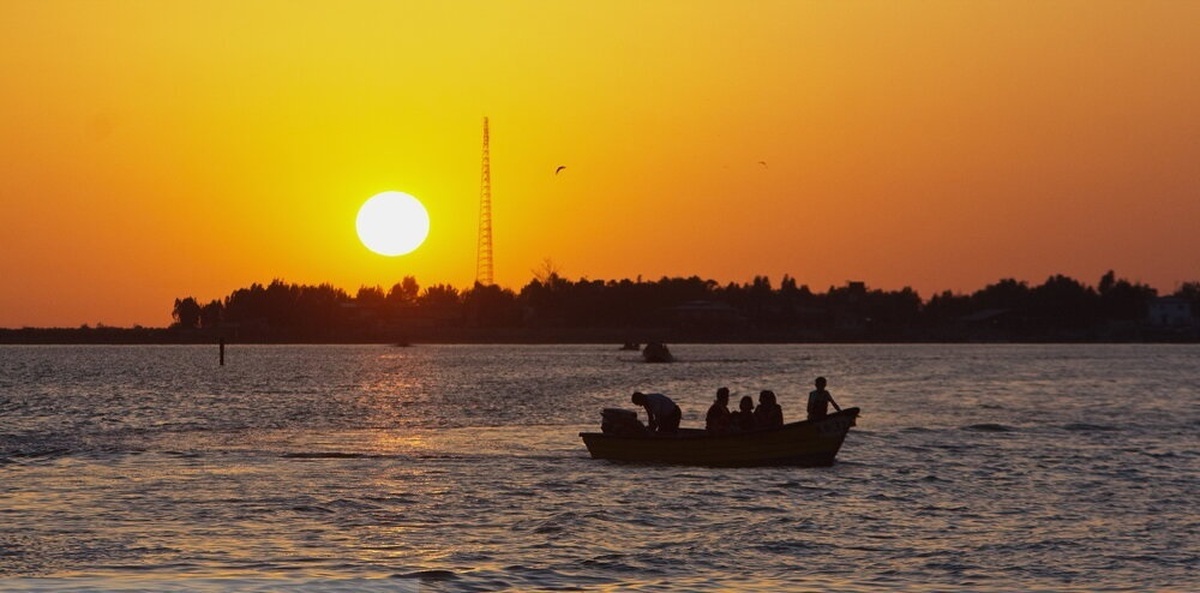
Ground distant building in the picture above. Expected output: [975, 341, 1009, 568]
[1147, 297, 1193, 328]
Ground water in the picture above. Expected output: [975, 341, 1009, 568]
[1, 344, 1197, 592]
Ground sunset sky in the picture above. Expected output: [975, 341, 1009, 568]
[3, 1, 1198, 328]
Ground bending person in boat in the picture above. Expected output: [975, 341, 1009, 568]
[631, 391, 682, 435]
[753, 390, 783, 428]
[731, 395, 756, 431]
[806, 376, 842, 421]
[705, 387, 733, 435]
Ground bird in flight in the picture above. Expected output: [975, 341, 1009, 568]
[555, 165, 567, 175]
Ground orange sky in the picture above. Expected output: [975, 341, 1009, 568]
[3, 1, 1198, 328]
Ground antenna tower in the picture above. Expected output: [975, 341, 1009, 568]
[475, 117, 494, 286]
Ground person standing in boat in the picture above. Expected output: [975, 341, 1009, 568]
[731, 395, 756, 431]
[806, 376, 842, 421]
[631, 391, 681, 435]
[753, 390, 783, 428]
[705, 387, 733, 435]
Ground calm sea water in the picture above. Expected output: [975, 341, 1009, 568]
[1, 344, 1196, 592]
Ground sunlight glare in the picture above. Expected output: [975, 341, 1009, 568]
[356, 191, 430, 256]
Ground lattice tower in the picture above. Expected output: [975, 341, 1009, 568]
[475, 117, 494, 286]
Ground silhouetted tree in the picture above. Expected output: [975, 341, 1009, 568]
[199, 300, 223, 329]
[464, 282, 520, 328]
[418, 284, 461, 308]
[167, 270, 1197, 342]
[217, 280, 350, 339]
[519, 269, 573, 327]
[1173, 282, 1200, 315]
[924, 290, 971, 324]
[356, 285, 386, 307]
[1030, 275, 1098, 330]
[747, 275, 775, 323]
[972, 278, 1031, 311]
[865, 286, 922, 336]
[1099, 270, 1117, 295]
[172, 297, 202, 329]
[387, 276, 420, 307]
[532, 258, 565, 286]
[1097, 270, 1157, 321]
[293, 283, 350, 337]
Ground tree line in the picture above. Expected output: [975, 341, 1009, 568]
[170, 270, 1200, 342]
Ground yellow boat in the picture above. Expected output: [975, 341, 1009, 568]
[580, 407, 860, 467]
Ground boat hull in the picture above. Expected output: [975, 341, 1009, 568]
[580, 407, 859, 467]
[641, 342, 673, 363]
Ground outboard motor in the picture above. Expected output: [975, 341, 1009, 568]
[601, 408, 646, 436]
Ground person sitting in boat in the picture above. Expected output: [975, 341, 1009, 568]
[753, 390, 783, 429]
[705, 387, 733, 435]
[631, 391, 681, 435]
[807, 376, 842, 421]
[731, 395, 756, 431]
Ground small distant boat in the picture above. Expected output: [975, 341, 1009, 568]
[641, 342, 673, 363]
[580, 407, 860, 467]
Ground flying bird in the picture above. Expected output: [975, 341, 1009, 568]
[757, 160, 768, 168]
[555, 165, 567, 175]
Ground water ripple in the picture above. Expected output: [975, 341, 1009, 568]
[1, 344, 1197, 592]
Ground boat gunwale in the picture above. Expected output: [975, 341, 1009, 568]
[579, 406, 860, 441]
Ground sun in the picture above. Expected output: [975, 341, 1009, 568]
[356, 191, 430, 256]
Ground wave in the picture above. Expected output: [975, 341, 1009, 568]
[1062, 422, 1119, 432]
[280, 451, 471, 461]
[391, 569, 459, 581]
[0, 446, 75, 463]
[778, 480, 829, 492]
[290, 505, 335, 514]
[668, 357, 756, 364]
[280, 452, 375, 459]
[962, 423, 1016, 432]
[162, 450, 203, 458]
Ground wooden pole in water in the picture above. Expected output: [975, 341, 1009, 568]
[219, 337, 225, 366]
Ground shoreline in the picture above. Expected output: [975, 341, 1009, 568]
[2, 326, 1196, 345]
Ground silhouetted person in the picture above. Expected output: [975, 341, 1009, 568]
[631, 391, 681, 435]
[753, 390, 783, 429]
[705, 387, 733, 435]
[807, 376, 842, 421]
[731, 395, 756, 431]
